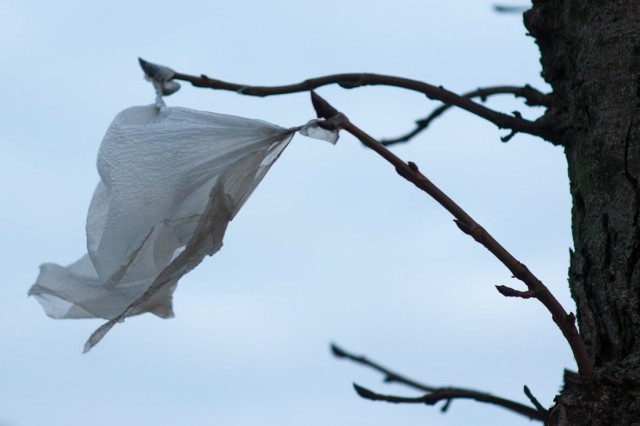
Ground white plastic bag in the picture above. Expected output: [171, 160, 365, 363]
[29, 104, 327, 350]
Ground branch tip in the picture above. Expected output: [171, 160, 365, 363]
[501, 130, 518, 142]
[330, 343, 348, 358]
[524, 385, 548, 415]
[495, 285, 536, 298]
[310, 91, 339, 119]
[353, 383, 377, 400]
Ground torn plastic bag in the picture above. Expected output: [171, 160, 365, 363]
[29, 105, 298, 333]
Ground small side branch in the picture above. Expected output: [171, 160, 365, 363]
[524, 385, 549, 417]
[168, 68, 554, 143]
[332, 344, 545, 421]
[495, 284, 536, 298]
[331, 343, 437, 393]
[380, 85, 551, 146]
[312, 92, 594, 381]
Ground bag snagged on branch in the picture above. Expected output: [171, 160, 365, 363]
[29, 104, 337, 350]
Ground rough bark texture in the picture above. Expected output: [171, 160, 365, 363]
[525, 1, 640, 423]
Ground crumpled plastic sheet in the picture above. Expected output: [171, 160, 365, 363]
[29, 104, 338, 351]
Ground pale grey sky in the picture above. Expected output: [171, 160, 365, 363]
[1, 1, 573, 425]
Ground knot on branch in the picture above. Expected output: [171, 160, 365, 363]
[316, 112, 350, 131]
[453, 220, 484, 242]
[338, 75, 369, 89]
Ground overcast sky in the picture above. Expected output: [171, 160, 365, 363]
[1, 1, 574, 425]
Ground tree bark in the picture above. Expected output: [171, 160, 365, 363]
[525, 1, 640, 423]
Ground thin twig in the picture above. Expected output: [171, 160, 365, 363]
[312, 91, 594, 381]
[167, 68, 555, 142]
[332, 343, 545, 421]
[524, 385, 549, 416]
[380, 85, 550, 145]
[353, 384, 545, 421]
[331, 343, 437, 392]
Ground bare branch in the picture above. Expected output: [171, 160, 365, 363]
[380, 85, 551, 146]
[312, 91, 594, 381]
[332, 344, 544, 421]
[353, 384, 545, 421]
[164, 65, 555, 143]
[524, 385, 549, 417]
[331, 343, 437, 392]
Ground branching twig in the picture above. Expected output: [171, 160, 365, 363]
[312, 91, 594, 381]
[332, 343, 545, 421]
[380, 85, 551, 145]
[167, 67, 555, 143]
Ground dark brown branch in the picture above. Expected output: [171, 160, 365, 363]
[332, 344, 544, 421]
[524, 385, 549, 416]
[312, 92, 594, 381]
[354, 384, 545, 421]
[168, 68, 555, 143]
[380, 85, 551, 146]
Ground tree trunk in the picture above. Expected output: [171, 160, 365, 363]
[525, 1, 640, 423]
